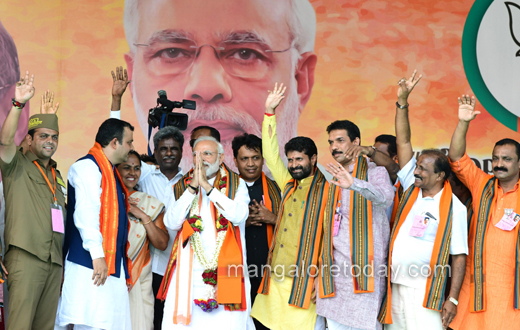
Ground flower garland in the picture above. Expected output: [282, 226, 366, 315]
[188, 167, 230, 312]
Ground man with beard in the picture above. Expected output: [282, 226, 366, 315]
[316, 119, 394, 330]
[110, 66, 185, 329]
[250, 83, 328, 330]
[0, 72, 65, 329]
[378, 71, 468, 330]
[232, 133, 281, 330]
[447, 96, 520, 330]
[158, 136, 254, 329]
[122, 0, 318, 172]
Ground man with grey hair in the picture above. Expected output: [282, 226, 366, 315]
[110, 76, 185, 327]
[122, 0, 318, 172]
[160, 135, 254, 329]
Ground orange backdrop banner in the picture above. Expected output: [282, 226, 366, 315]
[0, 0, 516, 178]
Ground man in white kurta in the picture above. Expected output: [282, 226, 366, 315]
[57, 119, 135, 330]
[162, 137, 255, 329]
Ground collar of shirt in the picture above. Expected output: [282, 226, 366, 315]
[418, 187, 444, 201]
[152, 166, 184, 182]
[298, 175, 314, 187]
[24, 148, 58, 169]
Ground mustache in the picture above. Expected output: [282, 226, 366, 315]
[163, 156, 175, 160]
[494, 167, 508, 172]
[414, 174, 423, 180]
[289, 166, 304, 172]
[332, 150, 343, 156]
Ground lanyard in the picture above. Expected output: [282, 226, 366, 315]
[33, 160, 57, 204]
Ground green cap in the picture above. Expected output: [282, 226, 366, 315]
[28, 114, 59, 133]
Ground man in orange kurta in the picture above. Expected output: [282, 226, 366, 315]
[448, 95, 520, 329]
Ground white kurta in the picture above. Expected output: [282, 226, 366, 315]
[56, 158, 131, 330]
[162, 176, 255, 329]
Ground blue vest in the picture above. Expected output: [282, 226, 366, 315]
[63, 154, 129, 279]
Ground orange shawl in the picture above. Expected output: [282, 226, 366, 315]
[88, 142, 132, 284]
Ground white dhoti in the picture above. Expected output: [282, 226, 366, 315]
[57, 259, 131, 330]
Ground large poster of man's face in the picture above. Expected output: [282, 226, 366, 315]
[123, 0, 317, 169]
[3, 0, 520, 177]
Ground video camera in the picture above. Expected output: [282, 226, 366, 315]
[148, 90, 196, 131]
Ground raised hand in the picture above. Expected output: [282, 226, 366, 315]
[111, 66, 130, 98]
[265, 82, 286, 114]
[40, 90, 60, 114]
[14, 71, 35, 104]
[397, 70, 422, 104]
[458, 95, 479, 122]
[326, 162, 354, 189]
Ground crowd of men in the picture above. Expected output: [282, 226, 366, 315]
[0, 66, 518, 330]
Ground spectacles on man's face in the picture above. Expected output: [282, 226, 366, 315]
[193, 150, 218, 157]
[134, 38, 293, 81]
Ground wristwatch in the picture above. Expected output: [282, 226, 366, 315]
[396, 101, 409, 109]
[448, 296, 458, 306]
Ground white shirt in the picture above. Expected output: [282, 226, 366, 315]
[57, 158, 131, 329]
[162, 175, 255, 329]
[139, 162, 184, 275]
[391, 157, 468, 289]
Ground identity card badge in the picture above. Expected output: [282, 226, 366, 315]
[409, 213, 431, 237]
[495, 208, 520, 232]
[51, 204, 65, 234]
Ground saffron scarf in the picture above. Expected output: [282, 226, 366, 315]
[319, 156, 374, 298]
[390, 182, 404, 229]
[469, 177, 520, 312]
[258, 168, 329, 309]
[88, 142, 132, 284]
[158, 164, 246, 312]
[378, 181, 454, 324]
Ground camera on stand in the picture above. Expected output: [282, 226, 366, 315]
[146, 90, 196, 155]
[148, 90, 196, 131]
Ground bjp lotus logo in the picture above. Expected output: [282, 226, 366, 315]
[463, 0, 520, 131]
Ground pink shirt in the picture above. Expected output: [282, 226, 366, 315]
[316, 161, 394, 330]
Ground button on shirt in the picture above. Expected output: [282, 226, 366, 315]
[391, 157, 468, 289]
[139, 162, 184, 276]
[270, 176, 313, 276]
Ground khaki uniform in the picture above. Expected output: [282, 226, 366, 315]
[0, 148, 66, 330]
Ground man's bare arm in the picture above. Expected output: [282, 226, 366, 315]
[0, 71, 35, 164]
[395, 70, 422, 168]
[111, 66, 130, 111]
[343, 145, 400, 183]
[448, 95, 479, 162]
[442, 254, 466, 328]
